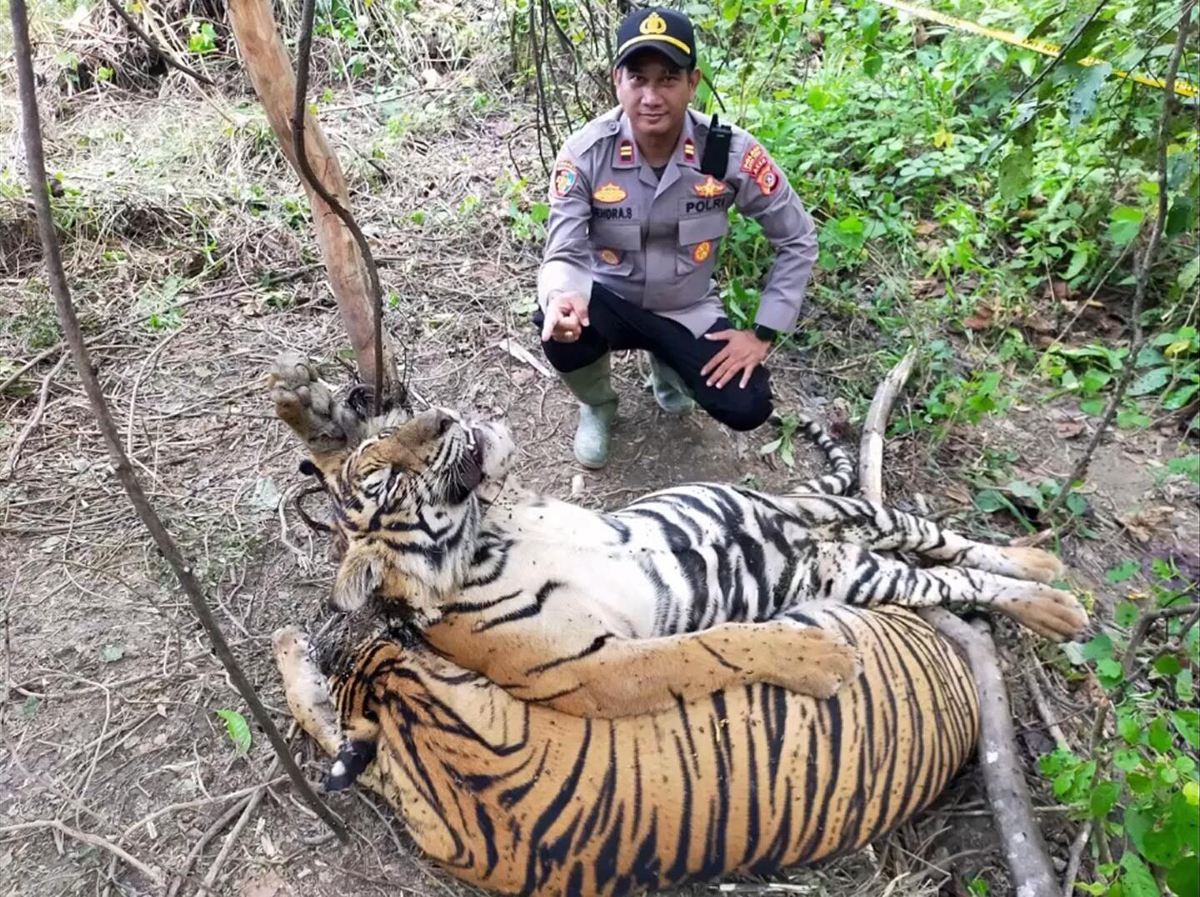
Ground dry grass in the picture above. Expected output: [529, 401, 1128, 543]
[2, 5, 1196, 896]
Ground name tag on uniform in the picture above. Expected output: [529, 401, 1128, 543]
[592, 206, 635, 220]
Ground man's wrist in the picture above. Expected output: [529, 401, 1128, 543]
[751, 323, 779, 344]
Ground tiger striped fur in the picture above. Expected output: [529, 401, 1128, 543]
[269, 353, 1087, 724]
[274, 603, 981, 897]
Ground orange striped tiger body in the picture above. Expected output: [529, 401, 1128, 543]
[275, 603, 980, 897]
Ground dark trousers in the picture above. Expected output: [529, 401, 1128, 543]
[533, 284, 773, 432]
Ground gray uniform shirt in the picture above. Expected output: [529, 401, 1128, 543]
[537, 107, 818, 337]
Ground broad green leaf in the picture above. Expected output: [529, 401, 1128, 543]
[1180, 256, 1200, 292]
[1006, 479, 1044, 509]
[1184, 780, 1200, 806]
[1106, 560, 1139, 583]
[858, 4, 880, 43]
[806, 86, 830, 111]
[999, 147, 1033, 202]
[1083, 632, 1114, 659]
[1118, 851, 1158, 897]
[1063, 19, 1108, 63]
[1027, 9, 1064, 38]
[1117, 713, 1140, 744]
[1065, 248, 1089, 279]
[1154, 654, 1183, 675]
[1114, 600, 1140, 627]
[1167, 196, 1195, 237]
[1116, 406, 1150, 429]
[1148, 715, 1172, 752]
[1097, 657, 1123, 685]
[1068, 62, 1111, 126]
[1089, 779, 1120, 816]
[1177, 668, 1194, 702]
[1113, 748, 1141, 771]
[215, 708, 251, 753]
[1128, 366, 1172, 396]
[1125, 771, 1153, 793]
[1144, 826, 1181, 867]
[759, 437, 782, 455]
[1172, 709, 1200, 748]
[1167, 856, 1198, 897]
[863, 47, 883, 77]
[1109, 206, 1145, 245]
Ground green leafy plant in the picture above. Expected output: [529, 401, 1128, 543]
[215, 708, 251, 754]
[1046, 560, 1199, 896]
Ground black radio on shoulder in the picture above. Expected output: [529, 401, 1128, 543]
[700, 114, 732, 179]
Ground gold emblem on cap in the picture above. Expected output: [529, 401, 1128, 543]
[640, 11, 667, 35]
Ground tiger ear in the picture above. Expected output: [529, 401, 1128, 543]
[332, 544, 385, 612]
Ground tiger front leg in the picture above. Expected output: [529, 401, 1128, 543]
[811, 545, 1088, 641]
[513, 621, 861, 718]
[268, 351, 365, 457]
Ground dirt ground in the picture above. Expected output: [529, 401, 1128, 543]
[2, 51, 1198, 897]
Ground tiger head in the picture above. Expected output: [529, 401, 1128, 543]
[303, 408, 515, 625]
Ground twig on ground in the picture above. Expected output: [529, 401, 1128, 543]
[1062, 819, 1093, 897]
[2, 354, 66, 481]
[1022, 663, 1070, 749]
[1045, 1, 1196, 518]
[0, 820, 163, 884]
[859, 353, 1057, 896]
[858, 347, 916, 503]
[9, 0, 346, 845]
[923, 611, 1060, 897]
[200, 754, 284, 891]
[104, 0, 215, 86]
[0, 342, 63, 396]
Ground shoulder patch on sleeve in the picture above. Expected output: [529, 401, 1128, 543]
[552, 161, 578, 198]
[739, 143, 782, 196]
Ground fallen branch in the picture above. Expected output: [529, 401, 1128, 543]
[0, 820, 163, 885]
[2, 354, 66, 480]
[1045, 0, 1195, 518]
[923, 611, 1060, 897]
[858, 347, 916, 503]
[104, 0, 216, 86]
[859, 353, 1057, 897]
[9, 0, 346, 848]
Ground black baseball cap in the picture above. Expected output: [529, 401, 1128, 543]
[613, 7, 697, 69]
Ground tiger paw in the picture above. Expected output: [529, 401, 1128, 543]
[1004, 547, 1066, 585]
[268, 352, 363, 454]
[763, 624, 862, 700]
[1003, 585, 1089, 641]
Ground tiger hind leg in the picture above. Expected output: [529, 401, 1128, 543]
[790, 495, 1065, 584]
[808, 544, 1088, 641]
[272, 626, 384, 793]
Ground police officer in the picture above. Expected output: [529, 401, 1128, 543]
[535, 6, 817, 469]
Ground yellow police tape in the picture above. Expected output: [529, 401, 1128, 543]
[876, 0, 1198, 98]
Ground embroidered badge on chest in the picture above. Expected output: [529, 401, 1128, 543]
[693, 175, 726, 197]
[552, 162, 577, 198]
[692, 240, 712, 263]
[599, 248, 622, 265]
[593, 182, 627, 203]
[682, 139, 695, 163]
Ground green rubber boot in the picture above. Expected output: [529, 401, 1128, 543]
[560, 355, 618, 469]
[648, 353, 695, 415]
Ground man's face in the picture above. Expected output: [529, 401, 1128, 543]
[613, 52, 701, 141]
